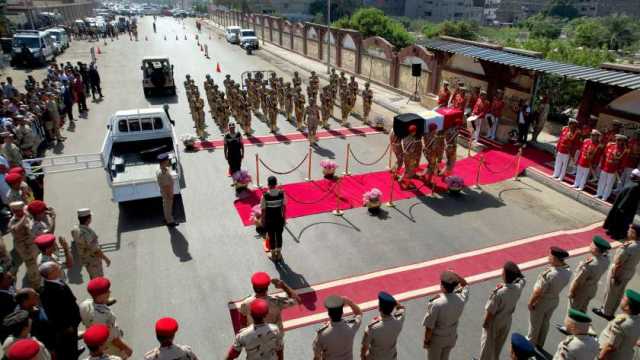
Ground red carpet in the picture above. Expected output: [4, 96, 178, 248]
[193, 126, 382, 150]
[234, 149, 540, 226]
[228, 223, 610, 332]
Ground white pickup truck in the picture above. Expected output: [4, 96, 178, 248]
[23, 108, 181, 203]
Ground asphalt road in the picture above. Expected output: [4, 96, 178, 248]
[5, 16, 637, 359]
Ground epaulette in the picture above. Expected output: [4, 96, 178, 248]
[614, 314, 627, 325]
[584, 257, 593, 265]
[429, 294, 440, 302]
[317, 322, 329, 334]
[144, 348, 160, 359]
[562, 336, 575, 346]
[368, 317, 381, 328]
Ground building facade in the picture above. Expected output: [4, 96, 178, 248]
[362, 0, 406, 16]
[403, 0, 484, 22]
[575, 0, 640, 18]
[484, 0, 546, 24]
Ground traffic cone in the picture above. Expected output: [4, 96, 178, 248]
[216, 63, 221, 73]
[97, 47, 101, 54]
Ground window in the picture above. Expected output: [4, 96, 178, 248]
[153, 117, 163, 129]
[128, 119, 141, 132]
[141, 118, 153, 131]
[118, 119, 128, 132]
[424, 11, 432, 16]
[454, 12, 463, 17]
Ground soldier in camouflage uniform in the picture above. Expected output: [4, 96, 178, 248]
[277, 77, 285, 113]
[309, 71, 320, 100]
[337, 71, 347, 104]
[340, 81, 351, 127]
[348, 75, 359, 109]
[294, 87, 306, 131]
[218, 94, 230, 131]
[292, 71, 302, 90]
[266, 88, 279, 133]
[284, 83, 294, 123]
[8, 201, 40, 288]
[223, 74, 233, 93]
[71, 209, 110, 279]
[251, 78, 262, 117]
[305, 100, 320, 145]
[362, 82, 373, 125]
[194, 97, 206, 138]
[260, 80, 269, 121]
[320, 86, 332, 129]
[240, 91, 253, 136]
[329, 68, 339, 104]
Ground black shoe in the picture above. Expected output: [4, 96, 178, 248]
[592, 307, 614, 321]
[77, 346, 85, 355]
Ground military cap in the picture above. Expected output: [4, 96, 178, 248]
[77, 208, 91, 217]
[615, 134, 628, 141]
[34, 234, 55, 250]
[440, 271, 459, 285]
[251, 272, 271, 288]
[324, 295, 344, 310]
[83, 323, 110, 347]
[7, 339, 40, 360]
[625, 289, 640, 306]
[592, 235, 611, 251]
[568, 119, 578, 124]
[27, 200, 47, 215]
[378, 291, 396, 306]
[155, 317, 179, 337]
[2, 310, 29, 327]
[480, 89, 487, 95]
[567, 307, 591, 323]
[250, 298, 269, 318]
[442, 80, 449, 85]
[632, 169, 640, 178]
[5, 173, 21, 185]
[87, 277, 111, 297]
[511, 332, 535, 358]
[408, 124, 417, 133]
[9, 201, 24, 210]
[157, 153, 170, 162]
[550, 246, 569, 260]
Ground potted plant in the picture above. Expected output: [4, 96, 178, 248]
[363, 188, 382, 214]
[249, 204, 266, 236]
[373, 115, 386, 131]
[232, 169, 252, 192]
[320, 159, 338, 179]
[445, 175, 464, 195]
[180, 134, 198, 151]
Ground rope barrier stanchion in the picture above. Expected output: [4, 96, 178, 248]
[513, 147, 523, 181]
[331, 178, 344, 216]
[467, 135, 472, 159]
[385, 171, 396, 208]
[255, 153, 261, 188]
[304, 146, 312, 181]
[474, 153, 485, 190]
[387, 145, 392, 170]
[342, 143, 351, 176]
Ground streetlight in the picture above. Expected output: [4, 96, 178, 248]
[325, 0, 330, 74]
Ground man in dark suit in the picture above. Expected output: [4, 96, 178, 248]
[0, 266, 16, 342]
[604, 169, 640, 240]
[15, 287, 55, 353]
[39, 261, 82, 360]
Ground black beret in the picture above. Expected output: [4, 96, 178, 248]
[550, 246, 569, 260]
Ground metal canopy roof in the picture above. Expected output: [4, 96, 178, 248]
[423, 39, 640, 90]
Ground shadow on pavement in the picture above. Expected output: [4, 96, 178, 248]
[275, 261, 317, 310]
[411, 189, 505, 218]
[168, 226, 192, 262]
[114, 195, 187, 240]
[145, 94, 179, 105]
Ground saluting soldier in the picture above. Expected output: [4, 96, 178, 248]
[294, 87, 306, 131]
[313, 295, 363, 360]
[305, 100, 320, 145]
[266, 88, 279, 133]
[568, 236, 611, 313]
[144, 317, 199, 360]
[71, 208, 111, 279]
[598, 288, 640, 360]
[340, 83, 350, 127]
[227, 299, 281, 360]
[329, 68, 339, 103]
[552, 308, 598, 360]
[309, 71, 320, 100]
[594, 224, 640, 321]
[348, 76, 358, 108]
[156, 153, 177, 227]
[292, 71, 302, 90]
[361, 292, 405, 360]
[527, 246, 572, 348]
[284, 83, 294, 123]
[478, 262, 526, 360]
[320, 86, 332, 129]
[8, 201, 40, 288]
[362, 82, 373, 125]
[80, 277, 133, 358]
[422, 271, 469, 360]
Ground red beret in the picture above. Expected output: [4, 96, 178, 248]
[408, 124, 417, 133]
[83, 324, 110, 347]
[251, 272, 271, 288]
[34, 234, 55, 250]
[155, 317, 179, 337]
[87, 277, 111, 297]
[7, 339, 40, 360]
[5, 173, 21, 185]
[27, 200, 47, 215]
[250, 298, 269, 318]
[8, 167, 25, 176]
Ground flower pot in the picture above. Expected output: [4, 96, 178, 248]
[366, 198, 381, 214]
[235, 182, 249, 191]
[322, 168, 336, 178]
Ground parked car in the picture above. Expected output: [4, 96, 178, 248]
[239, 29, 259, 50]
[11, 30, 56, 67]
[225, 26, 241, 44]
[46, 28, 69, 53]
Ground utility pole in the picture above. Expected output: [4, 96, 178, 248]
[326, 0, 331, 74]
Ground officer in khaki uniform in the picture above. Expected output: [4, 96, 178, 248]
[478, 262, 526, 360]
[292, 71, 302, 90]
[348, 76, 358, 108]
[337, 72, 347, 103]
[145, 317, 199, 360]
[239, 92, 253, 136]
[194, 97, 206, 139]
[527, 246, 572, 348]
[594, 224, 640, 321]
[266, 88, 279, 133]
[156, 154, 177, 227]
[294, 88, 306, 131]
[551, 308, 598, 360]
[422, 271, 469, 360]
[277, 78, 286, 113]
[8, 201, 40, 288]
[80, 277, 133, 359]
[361, 292, 405, 360]
[320, 86, 332, 129]
[599, 288, 640, 359]
[340, 84, 350, 127]
[305, 100, 320, 145]
[361, 82, 373, 125]
[227, 299, 281, 360]
[83, 323, 122, 360]
[71, 208, 111, 279]
[219, 94, 231, 131]
[568, 236, 611, 313]
[261, 81, 270, 120]
[284, 83, 294, 122]
[313, 295, 363, 360]
[223, 74, 233, 93]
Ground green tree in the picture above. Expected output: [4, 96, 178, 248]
[573, 19, 609, 48]
[545, 0, 579, 19]
[522, 14, 562, 39]
[309, 0, 361, 23]
[422, 20, 478, 40]
[333, 8, 414, 49]
[602, 15, 640, 50]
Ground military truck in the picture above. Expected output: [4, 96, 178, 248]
[141, 56, 176, 96]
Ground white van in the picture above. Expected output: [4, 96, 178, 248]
[11, 30, 56, 66]
[224, 26, 241, 44]
[46, 28, 69, 54]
